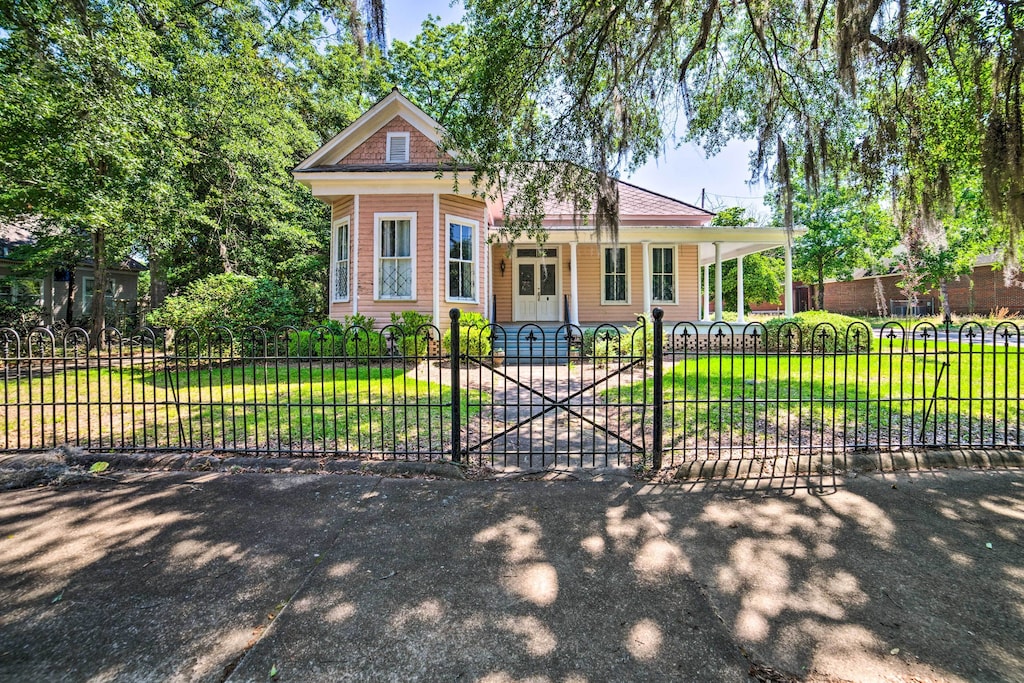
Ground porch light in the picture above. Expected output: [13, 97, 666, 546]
[500, 259, 506, 276]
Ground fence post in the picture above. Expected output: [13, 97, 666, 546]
[651, 307, 664, 470]
[449, 308, 462, 463]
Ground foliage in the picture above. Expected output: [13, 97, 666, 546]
[148, 274, 301, 340]
[790, 187, 895, 310]
[389, 310, 432, 357]
[594, 318, 655, 360]
[763, 312, 871, 353]
[0, 300, 42, 333]
[444, 311, 492, 357]
[459, 0, 1024, 270]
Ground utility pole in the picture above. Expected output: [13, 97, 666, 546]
[700, 188, 706, 209]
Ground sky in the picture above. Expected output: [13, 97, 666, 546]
[387, 0, 772, 220]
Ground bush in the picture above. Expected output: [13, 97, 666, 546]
[0, 300, 42, 334]
[593, 316, 655, 359]
[763, 311, 871, 352]
[148, 273, 301, 343]
[284, 317, 386, 359]
[389, 310, 432, 357]
[443, 311, 492, 357]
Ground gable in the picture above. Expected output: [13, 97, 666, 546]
[334, 115, 452, 166]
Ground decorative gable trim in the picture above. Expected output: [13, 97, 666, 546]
[295, 89, 452, 170]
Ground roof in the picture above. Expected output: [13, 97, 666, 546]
[294, 89, 451, 171]
[491, 172, 715, 228]
[0, 216, 39, 249]
[1, 216, 146, 272]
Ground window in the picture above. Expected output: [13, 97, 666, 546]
[447, 217, 476, 301]
[386, 132, 410, 163]
[375, 215, 415, 300]
[81, 277, 115, 312]
[333, 219, 350, 302]
[602, 247, 628, 303]
[651, 247, 676, 303]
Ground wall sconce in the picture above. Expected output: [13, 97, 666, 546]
[500, 259, 506, 277]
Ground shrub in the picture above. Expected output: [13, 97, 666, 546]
[443, 311, 492, 357]
[0, 300, 42, 334]
[148, 273, 301, 344]
[763, 311, 871, 352]
[389, 310, 432, 357]
[593, 317, 655, 359]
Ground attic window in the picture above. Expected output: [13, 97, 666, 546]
[386, 132, 410, 163]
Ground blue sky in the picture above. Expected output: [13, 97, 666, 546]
[387, 0, 771, 219]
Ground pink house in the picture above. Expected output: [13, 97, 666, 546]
[293, 90, 798, 330]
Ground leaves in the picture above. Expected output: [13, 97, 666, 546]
[89, 462, 110, 474]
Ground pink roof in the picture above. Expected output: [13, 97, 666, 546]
[491, 176, 713, 228]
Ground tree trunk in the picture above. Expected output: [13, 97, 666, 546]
[89, 227, 107, 347]
[873, 276, 888, 317]
[65, 268, 77, 326]
[939, 279, 951, 320]
[816, 262, 825, 310]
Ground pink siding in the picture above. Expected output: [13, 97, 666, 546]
[491, 244, 513, 323]
[337, 115, 452, 165]
[329, 196, 355, 320]
[656, 245, 700, 322]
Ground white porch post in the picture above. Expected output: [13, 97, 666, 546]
[714, 241, 723, 323]
[641, 241, 652, 314]
[352, 195, 359, 315]
[702, 263, 711, 320]
[432, 193, 441, 328]
[784, 239, 794, 316]
[569, 241, 580, 325]
[736, 255, 745, 324]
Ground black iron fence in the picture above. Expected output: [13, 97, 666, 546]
[1, 309, 1021, 469]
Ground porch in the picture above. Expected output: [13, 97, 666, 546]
[487, 224, 802, 328]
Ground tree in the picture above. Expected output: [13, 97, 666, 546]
[0, 0, 384, 337]
[458, 0, 1023, 270]
[791, 187, 892, 311]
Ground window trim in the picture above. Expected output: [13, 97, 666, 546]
[386, 132, 410, 163]
[444, 214, 479, 304]
[650, 245, 678, 305]
[601, 245, 631, 305]
[331, 215, 351, 303]
[373, 212, 417, 301]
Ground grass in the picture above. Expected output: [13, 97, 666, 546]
[606, 344, 1023, 453]
[2, 360, 479, 456]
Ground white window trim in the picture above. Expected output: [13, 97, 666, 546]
[601, 245, 631, 305]
[373, 212, 417, 301]
[444, 214, 479, 304]
[651, 245, 678, 305]
[331, 215, 351, 303]
[386, 132, 410, 163]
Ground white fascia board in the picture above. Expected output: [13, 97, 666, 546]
[299, 173, 478, 197]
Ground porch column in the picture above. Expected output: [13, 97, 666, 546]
[641, 241, 652, 314]
[569, 241, 580, 325]
[736, 255, 745, 324]
[702, 264, 711, 320]
[432, 192, 441, 328]
[352, 195, 359, 315]
[784, 239, 794, 316]
[714, 241, 723, 322]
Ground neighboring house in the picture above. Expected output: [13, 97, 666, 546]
[821, 255, 1024, 317]
[0, 217, 146, 327]
[293, 90, 801, 330]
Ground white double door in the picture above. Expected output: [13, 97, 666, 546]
[513, 247, 560, 322]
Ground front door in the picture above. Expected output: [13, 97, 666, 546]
[513, 248, 560, 322]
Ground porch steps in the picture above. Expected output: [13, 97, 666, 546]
[491, 324, 578, 365]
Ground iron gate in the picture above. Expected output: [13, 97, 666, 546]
[450, 309, 659, 469]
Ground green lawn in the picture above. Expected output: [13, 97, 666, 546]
[607, 345, 1023, 452]
[2, 362, 476, 455]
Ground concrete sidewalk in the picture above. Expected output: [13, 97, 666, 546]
[1, 468, 1021, 682]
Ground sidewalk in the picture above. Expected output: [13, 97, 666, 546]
[1, 467, 1021, 682]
